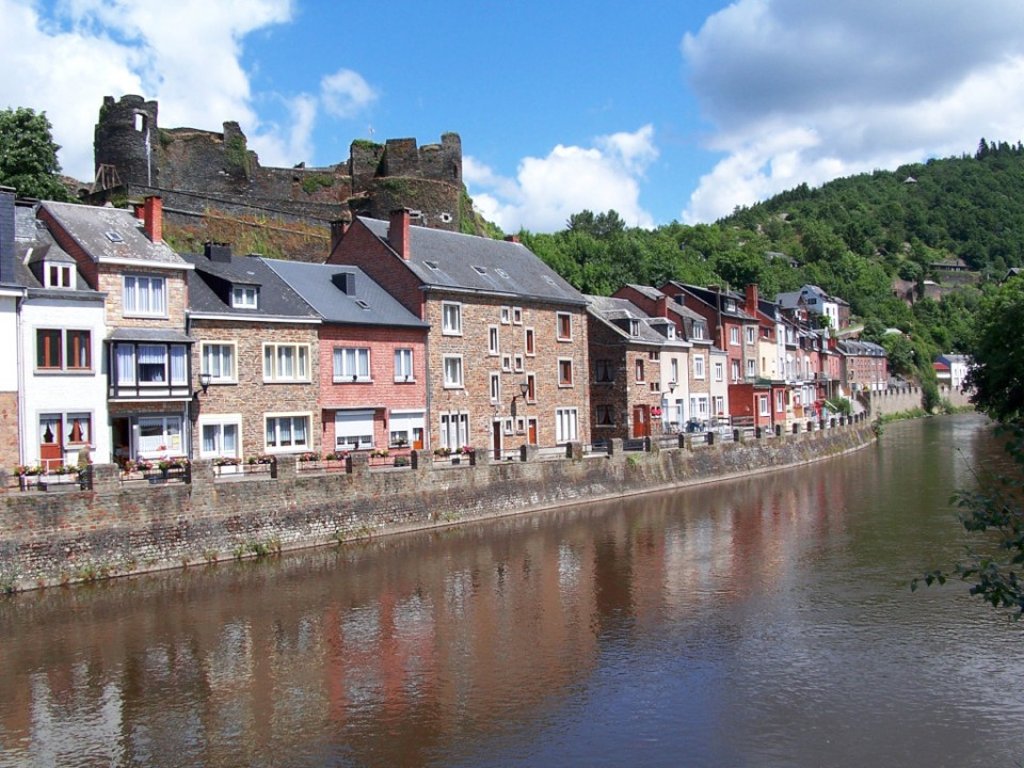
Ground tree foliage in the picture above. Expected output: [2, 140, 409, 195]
[0, 107, 70, 201]
[966, 277, 1024, 422]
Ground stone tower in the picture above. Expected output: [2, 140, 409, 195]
[94, 95, 160, 189]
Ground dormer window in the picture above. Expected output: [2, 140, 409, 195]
[232, 286, 258, 309]
[629, 319, 640, 336]
[45, 264, 73, 289]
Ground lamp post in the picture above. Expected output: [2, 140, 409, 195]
[511, 379, 529, 418]
[198, 372, 212, 394]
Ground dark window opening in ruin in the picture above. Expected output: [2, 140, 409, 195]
[450, 162, 459, 181]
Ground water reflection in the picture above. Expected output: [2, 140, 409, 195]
[1, 414, 1022, 767]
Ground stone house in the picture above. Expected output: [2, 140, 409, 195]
[264, 259, 429, 456]
[837, 339, 888, 394]
[11, 196, 108, 470]
[0, 188, 26, 472]
[37, 196, 195, 464]
[183, 245, 321, 462]
[327, 210, 591, 456]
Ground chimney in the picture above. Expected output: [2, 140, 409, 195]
[143, 195, 162, 243]
[0, 187, 14, 285]
[132, 201, 145, 220]
[389, 208, 410, 260]
[654, 294, 669, 318]
[504, 234, 521, 244]
[744, 283, 759, 315]
[330, 219, 350, 255]
[204, 242, 232, 263]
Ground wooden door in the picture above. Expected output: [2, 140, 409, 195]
[39, 416, 63, 471]
[528, 418, 538, 445]
[632, 405, 649, 438]
[492, 421, 502, 460]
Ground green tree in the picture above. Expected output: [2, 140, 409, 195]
[0, 107, 70, 201]
[966, 278, 1024, 422]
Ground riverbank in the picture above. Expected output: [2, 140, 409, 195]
[0, 419, 875, 592]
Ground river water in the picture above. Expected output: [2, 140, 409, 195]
[1, 414, 1021, 767]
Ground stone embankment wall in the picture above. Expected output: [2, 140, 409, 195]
[0, 419, 874, 592]
[867, 384, 973, 418]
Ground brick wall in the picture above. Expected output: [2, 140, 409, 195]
[99, 266, 188, 329]
[0, 422, 875, 591]
[0, 392, 18, 472]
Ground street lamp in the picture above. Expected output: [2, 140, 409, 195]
[198, 372, 212, 394]
[511, 379, 529, 417]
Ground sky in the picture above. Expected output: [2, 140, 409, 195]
[3, 0, 1024, 232]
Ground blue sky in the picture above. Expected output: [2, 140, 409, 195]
[4, 1, 1024, 231]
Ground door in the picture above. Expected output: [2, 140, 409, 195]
[492, 421, 502, 460]
[632, 405, 649, 438]
[528, 418, 538, 446]
[39, 415, 63, 471]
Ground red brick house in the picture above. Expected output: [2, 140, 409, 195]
[328, 210, 591, 456]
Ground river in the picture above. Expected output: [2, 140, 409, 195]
[1, 414, 1021, 767]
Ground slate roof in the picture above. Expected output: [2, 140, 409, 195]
[263, 259, 427, 328]
[182, 252, 319, 322]
[359, 217, 587, 307]
[39, 201, 188, 268]
[13, 202, 96, 294]
[622, 283, 713, 329]
[586, 295, 671, 345]
[837, 339, 886, 357]
[662, 281, 756, 321]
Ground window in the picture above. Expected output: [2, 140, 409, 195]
[36, 329, 91, 371]
[513, 354, 524, 373]
[556, 312, 572, 341]
[648, 350, 660, 361]
[231, 285, 258, 309]
[670, 359, 679, 386]
[45, 264, 73, 289]
[595, 359, 613, 383]
[775, 390, 785, 412]
[333, 347, 371, 382]
[558, 358, 574, 387]
[138, 415, 183, 456]
[200, 343, 236, 383]
[746, 326, 756, 345]
[512, 307, 523, 325]
[731, 360, 741, 382]
[500, 306, 511, 324]
[650, 381, 661, 393]
[729, 327, 739, 345]
[692, 322, 706, 340]
[335, 410, 374, 451]
[123, 274, 167, 317]
[555, 408, 579, 443]
[488, 325, 500, 356]
[525, 328, 536, 356]
[713, 396, 725, 416]
[389, 410, 424, 449]
[693, 354, 705, 379]
[394, 348, 414, 381]
[503, 418, 514, 436]
[502, 354, 512, 372]
[758, 395, 770, 417]
[442, 302, 463, 335]
[114, 343, 187, 387]
[263, 343, 310, 382]
[201, 419, 240, 459]
[266, 414, 311, 451]
[489, 372, 501, 403]
[635, 358, 645, 382]
[690, 396, 709, 418]
[443, 355, 464, 388]
[526, 373, 537, 403]
[746, 359, 757, 377]
[595, 404, 615, 427]
[714, 361, 724, 382]
[439, 412, 470, 450]
[629, 319, 640, 337]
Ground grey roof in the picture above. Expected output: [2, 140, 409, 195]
[182, 252, 320, 321]
[109, 327, 193, 343]
[837, 339, 886, 357]
[263, 259, 427, 328]
[39, 201, 188, 268]
[586, 295, 670, 345]
[13, 202, 94, 292]
[623, 283, 709, 326]
[663, 281, 757, 321]
[359, 217, 587, 306]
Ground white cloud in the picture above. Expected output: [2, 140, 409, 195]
[680, 0, 1024, 222]
[465, 125, 658, 233]
[320, 68, 378, 119]
[247, 93, 317, 168]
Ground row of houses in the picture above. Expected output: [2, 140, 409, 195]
[0, 188, 887, 472]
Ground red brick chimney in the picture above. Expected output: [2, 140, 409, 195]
[654, 294, 669, 317]
[744, 283, 758, 316]
[132, 201, 145, 220]
[329, 219, 350, 256]
[504, 234, 521, 244]
[143, 195, 162, 243]
[389, 208, 410, 260]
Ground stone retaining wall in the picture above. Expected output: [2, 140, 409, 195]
[0, 419, 875, 592]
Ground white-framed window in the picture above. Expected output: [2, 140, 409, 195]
[123, 274, 167, 317]
[690, 396, 709, 418]
[502, 354, 512, 372]
[713, 395, 725, 415]
[443, 355, 464, 388]
[775, 390, 785, 412]
[512, 306, 523, 325]
[693, 354, 706, 380]
[526, 373, 537, 403]
[389, 410, 424, 449]
[758, 395, 770, 417]
[266, 413, 311, 451]
[503, 418, 514, 436]
[513, 354, 524, 373]
[525, 327, 536, 356]
[333, 347, 371, 382]
[693, 322, 706, 340]
[746, 359, 757, 377]
[200, 417, 241, 459]
[263, 343, 310, 383]
[746, 326, 756, 345]
[670, 358, 679, 386]
[635, 358, 645, 382]
[200, 342, 236, 383]
[138, 415, 184, 456]
[439, 411, 470, 450]
[500, 306, 511, 324]
[442, 302, 463, 335]
[731, 360, 741, 381]
[335, 410, 374, 451]
[556, 312, 572, 341]
[394, 348, 414, 381]
[488, 325, 500, 356]
[37, 412, 93, 468]
[489, 372, 501, 403]
[729, 327, 739, 345]
[558, 358, 574, 387]
[714, 361, 724, 382]
[231, 285, 258, 309]
[45, 263, 73, 289]
[36, 329, 92, 371]
[515, 416, 526, 434]
[114, 343, 187, 387]
[555, 407, 579, 443]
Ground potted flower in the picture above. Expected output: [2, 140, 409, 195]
[433, 446, 451, 458]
